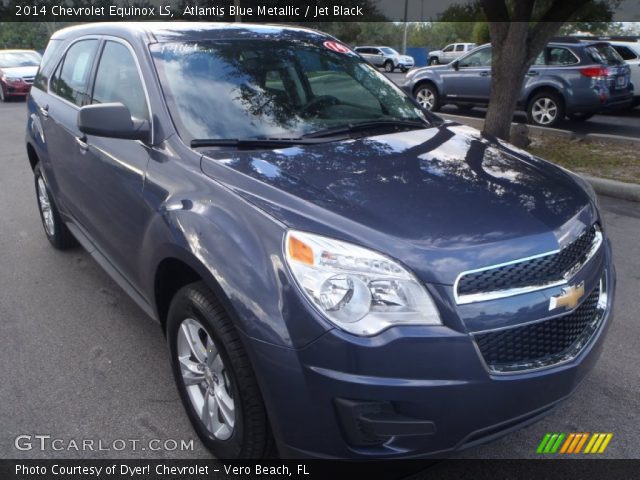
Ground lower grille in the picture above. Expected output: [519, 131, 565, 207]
[474, 283, 603, 373]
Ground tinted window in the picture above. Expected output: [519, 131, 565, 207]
[443, 45, 454, 52]
[586, 44, 624, 65]
[613, 45, 638, 60]
[547, 47, 579, 65]
[34, 41, 63, 91]
[51, 40, 98, 106]
[151, 40, 427, 142]
[455, 45, 465, 52]
[458, 47, 492, 67]
[91, 41, 148, 121]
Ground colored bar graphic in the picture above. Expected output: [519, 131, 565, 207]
[537, 433, 613, 454]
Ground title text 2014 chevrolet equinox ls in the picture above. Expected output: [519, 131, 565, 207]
[25, 23, 615, 459]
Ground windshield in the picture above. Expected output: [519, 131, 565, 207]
[380, 47, 399, 55]
[150, 40, 427, 142]
[0, 51, 41, 68]
[586, 44, 624, 66]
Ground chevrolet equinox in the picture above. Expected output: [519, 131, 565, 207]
[25, 23, 615, 459]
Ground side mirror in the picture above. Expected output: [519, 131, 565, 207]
[77, 103, 150, 142]
[452, 60, 460, 71]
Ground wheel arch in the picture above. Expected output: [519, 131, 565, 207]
[26, 141, 40, 171]
[525, 85, 565, 110]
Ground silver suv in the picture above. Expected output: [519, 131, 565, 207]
[354, 46, 414, 72]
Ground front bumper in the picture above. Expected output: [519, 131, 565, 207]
[245, 256, 615, 459]
[2, 81, 31, 97]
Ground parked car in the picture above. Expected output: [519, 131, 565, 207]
[607, 41, 640, 106]
[354, 46, 414, 72]
[0, 49, 41, 102]
[406, 40, 633, 127]
[27, 23, 614, 459]
[428, 43, 476, 65]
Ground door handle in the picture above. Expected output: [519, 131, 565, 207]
[39, 105, 49, 118]
[527, 71, 539, 76]
[480, 71, 491, 77]
[75, 135, 89, 152]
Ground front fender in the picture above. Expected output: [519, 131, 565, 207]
[140, 171, 331, 349]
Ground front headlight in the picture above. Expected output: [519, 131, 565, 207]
[2, 76, 21, 83]
[284, 230, 441, 336]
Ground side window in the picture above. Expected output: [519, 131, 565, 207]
[458, 48, 492, 68]
[91, 41, 148, 121]
[455, 45, 465, 52]
[34, 39, 63, 91]
[613, 46, 638, 61]
[51, 39, 98, 106]
[547, 47, 579, 66]
[534, 49, 546, 65]
[443, 45, 454, 53]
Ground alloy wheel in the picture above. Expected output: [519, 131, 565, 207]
[531, 97, 558, 125]
[416, 88, 435, 110]
[177, 317, 236, 441]
[37, 177, 55, 236]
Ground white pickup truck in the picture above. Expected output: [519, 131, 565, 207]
[428, 43, 476, 65]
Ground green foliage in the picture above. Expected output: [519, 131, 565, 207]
[0, 23, 51, 50]
[472, 21, 490, 44]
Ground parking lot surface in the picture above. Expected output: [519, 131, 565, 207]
[386, 71, 640, 138]
[0, 99, 638, 458]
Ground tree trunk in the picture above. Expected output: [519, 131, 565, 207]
[483, 22, 531, 140]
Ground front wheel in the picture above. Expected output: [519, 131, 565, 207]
[384, 61, 395, 73]
[414, 83, 440, 112]
[167, 282, 273, 459]
[526, 91, 565, 127]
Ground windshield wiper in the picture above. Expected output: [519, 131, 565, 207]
[302, 119, 429, 139]
[190, 137, 332, 149]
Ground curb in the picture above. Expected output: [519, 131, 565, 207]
[439, 113, 640, 146]
[581, 175, 640, 203]
[440, 113, 640, 203]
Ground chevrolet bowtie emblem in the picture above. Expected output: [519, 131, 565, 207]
[549, 282, 585, 311]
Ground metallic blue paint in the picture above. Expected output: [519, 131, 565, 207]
[25, 23, 615, 459]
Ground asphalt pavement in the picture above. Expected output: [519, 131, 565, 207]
[0, 99, 638, 459]
[386, 71, 640, 138]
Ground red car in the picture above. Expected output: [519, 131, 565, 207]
[0, 50, 42, 102]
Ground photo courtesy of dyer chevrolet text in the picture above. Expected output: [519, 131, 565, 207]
[15, 463, 308, 477]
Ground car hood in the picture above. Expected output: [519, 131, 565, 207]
[200, 123, 595, 285]
[0, 65, 38, 78]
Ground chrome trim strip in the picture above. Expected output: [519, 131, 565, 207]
[473, 277, 607, 376]
[454, 226, 602, 305]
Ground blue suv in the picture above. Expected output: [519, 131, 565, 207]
[405, 40, 633, 126]
[26, 23, 615, 459]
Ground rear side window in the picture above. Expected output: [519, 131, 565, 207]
[34, 40, 63, 91]
[613, 45, 638, 61]
[91, 41, 148, 121]
[586, 44, 624, 65]
[546, 47, 579, 65]
[455, 45, 465, 52]
[51, 39, 99, 106]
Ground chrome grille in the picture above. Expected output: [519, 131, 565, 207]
[455, 224, 601, 304]
[474, 281, 605, 373]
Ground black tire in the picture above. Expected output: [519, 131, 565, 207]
[167, 282, 273, 459]
[526, 91, 565, 127]
[400, 67, 409, 73]
[567, 112, 594, 121]
[413, 83, 441, 112]
[0, 84, 6, 102]
[34, 164, 77, 250]
[384, 60, 395, 73]
[429, 57, 439, 66]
